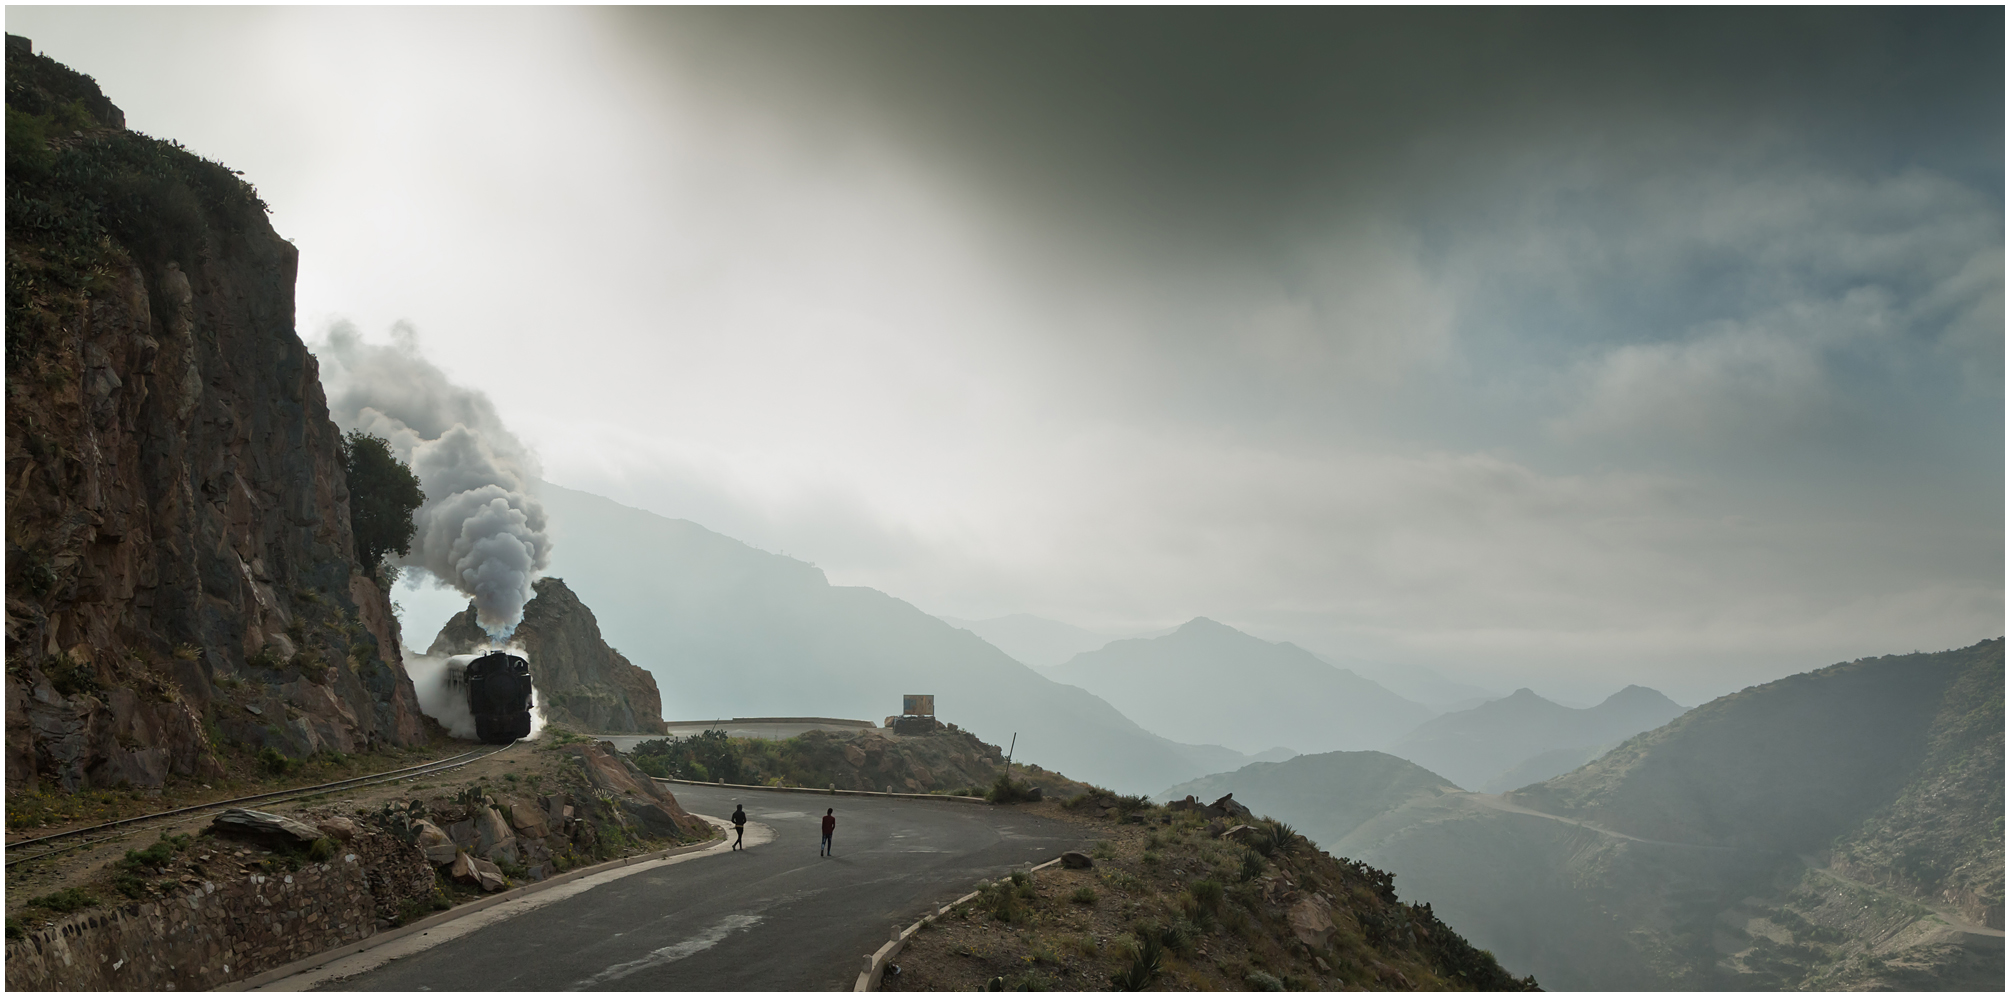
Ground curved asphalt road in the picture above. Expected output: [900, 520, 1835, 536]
[316, 785, 1090, 991]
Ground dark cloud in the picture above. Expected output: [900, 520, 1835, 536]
[611, 7, 2001, 250]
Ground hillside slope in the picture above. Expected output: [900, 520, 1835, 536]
[4, 41, 423, 797]
[1049, 618, 1432, 755]
[1158, 751, 1462, 848]
[428, 577, 666, 734]
[1342, 639, 2005, 991]
[1385, 684, 1686, 791]
[533, 482, 1255, 794]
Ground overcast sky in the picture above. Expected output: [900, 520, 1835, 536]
[11, 7, 2000, 704]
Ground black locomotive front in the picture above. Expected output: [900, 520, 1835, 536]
[465, 650, 534, 744]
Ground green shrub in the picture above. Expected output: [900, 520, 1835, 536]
[1111, 930, 1163, 991]
[1247, 970, 1285, 991]
[987, 775, 1041, 804]
[1070, 885, 1097, 905]
[1009, 868, 1036, 898]
[1239, 850, 1267, 881]
[27, 887, 97, 914]
[307, 836, 338, 862]
[258, 746, 297, 776]
[121, 832, 191, 871]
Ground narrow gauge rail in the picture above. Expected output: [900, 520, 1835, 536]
[4, 742, 517, 868]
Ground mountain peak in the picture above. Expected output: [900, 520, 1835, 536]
[1600, 684, 1683, 711]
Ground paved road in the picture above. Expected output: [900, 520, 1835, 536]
[312, 785, 1090, 991]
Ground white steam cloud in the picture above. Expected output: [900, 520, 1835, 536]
[404, 650, 549, 742]
[315, 321, 553, 640]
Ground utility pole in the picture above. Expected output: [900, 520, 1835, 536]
[1004, 733, 1017, 782]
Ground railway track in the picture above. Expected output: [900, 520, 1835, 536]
[3, 742, 518, 868]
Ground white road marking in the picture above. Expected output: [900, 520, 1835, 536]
[567, 913, 764, 989]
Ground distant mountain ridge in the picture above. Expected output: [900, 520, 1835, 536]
[938, 613, 1120, 669]
[1157, 750, 1461, 847]
[1049, 617, 1434, 755]
[533, 483, 1262, 793]
[1344, 639, 2005, 990]
[1385, 684, 1687, 791]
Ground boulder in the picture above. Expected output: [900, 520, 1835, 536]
[451, 851, 508, 892]
[476, 806, 519, 865]
[559, 742, 705, 836]
[1211, 794, 1254, 820]
[502, 795, 549, 837]
[1288, 898, 1335, 949]
[1061, 851, 1094, 869]
[844, 744, 867, 767]
[212, 808, 322, 843]
[316, 815, 357, 841]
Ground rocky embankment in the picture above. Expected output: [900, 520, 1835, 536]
[885, 792, 1538, 991]
[4, 38, 424, 799]
[4, 738, 708, 990]
[429, 577, 665, 734]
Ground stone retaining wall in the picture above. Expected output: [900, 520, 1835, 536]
[6, 853, 389, 991]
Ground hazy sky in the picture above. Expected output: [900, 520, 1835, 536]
[11, 7, 2000, 704]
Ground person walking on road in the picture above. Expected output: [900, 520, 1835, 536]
[732, 804, 747, 850]
[820, 808, 836, 857]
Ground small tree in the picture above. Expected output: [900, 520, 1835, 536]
[341, 430, 424, 577]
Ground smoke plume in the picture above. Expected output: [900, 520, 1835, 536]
[315, 321, 553, 640]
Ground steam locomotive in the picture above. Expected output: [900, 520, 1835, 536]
[447, 650, 535, 744]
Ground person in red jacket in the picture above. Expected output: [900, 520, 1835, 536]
[820, 808, 836, 857]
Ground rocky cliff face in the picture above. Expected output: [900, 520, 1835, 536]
[428, 577, 665, 734]
[4, 40, 425, 796]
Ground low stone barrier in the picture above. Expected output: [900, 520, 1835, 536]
[5, 852, 385, 991]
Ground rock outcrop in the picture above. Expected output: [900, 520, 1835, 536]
[4, 39, 425, 796]
[428, 577, 665, 734]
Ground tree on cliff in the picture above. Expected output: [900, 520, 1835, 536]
[342, 430, 424, 576]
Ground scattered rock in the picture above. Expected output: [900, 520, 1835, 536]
[450, 851, 508, 892]
[211, 808, 322, 843]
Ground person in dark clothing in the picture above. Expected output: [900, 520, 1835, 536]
[731, 804, 747, 850]
[820, 808, 836, 857]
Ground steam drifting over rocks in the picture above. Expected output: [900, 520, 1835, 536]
[315, 322, 552, 640]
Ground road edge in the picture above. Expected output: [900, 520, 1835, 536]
[217, 816, 736, 991]
[853, 855, 1064, 992]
